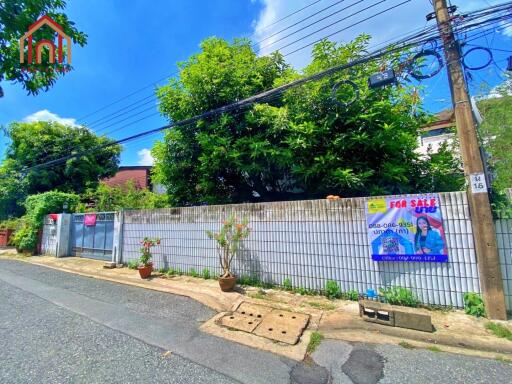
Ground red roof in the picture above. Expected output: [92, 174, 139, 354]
[102, 166, 152, 189]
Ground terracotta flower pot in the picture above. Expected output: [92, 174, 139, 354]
[218, 275, 236, 292]
[138, 264, 153, 279]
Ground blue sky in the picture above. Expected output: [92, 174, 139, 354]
[1, 0, 510, 166]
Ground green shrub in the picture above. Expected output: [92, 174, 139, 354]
[127, 260, 139, 269]
[202, 268, 211, 279]
[11, 191, 80, 252]
[379, 287, 419, 307]
[295, 287, 317, 296]
[464, 292, 486, 317]
[282, 277, 293, 291]
[325, 280, 341, 300]
[0, 218, 22, 230]
[238, 275, 260, 286]
[343, 290, 359, 301]
[189, 268, 198, 277]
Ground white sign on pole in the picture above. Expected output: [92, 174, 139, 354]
[470, 173, 487, 194]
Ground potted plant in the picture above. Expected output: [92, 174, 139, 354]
[137, 237, 160, 279]
[206, 214, 250, 292]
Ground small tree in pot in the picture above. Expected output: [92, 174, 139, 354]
[138, 237, 160, 279]
[206, 215, 250, 291]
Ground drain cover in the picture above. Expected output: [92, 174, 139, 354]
[219, 312, 262, 332]
[236, 302, 273, 319]
[253, 310, 310, 345]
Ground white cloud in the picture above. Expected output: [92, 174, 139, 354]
[499, 20, 512, 37]
[251, 0, 503, 70]
[23, 109, 79, 127]
[137, 148, 154, 166]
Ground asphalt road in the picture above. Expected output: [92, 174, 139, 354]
[1, 259, 511, 384]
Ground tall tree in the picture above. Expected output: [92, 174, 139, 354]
[0, 0, 87, 95]
[478, 95, 512, 192]
[0, 121, 120, 216]
[153, 36, 459, 205]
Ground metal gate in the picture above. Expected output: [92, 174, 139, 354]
[71, 212, 115, 261]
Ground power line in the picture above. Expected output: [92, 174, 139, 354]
[85, 0, 512, 133]
[85, 1, 372, 133]
[256, 0, 349, 45]
[255, 0, 324, 31]
[283, 0, 410, 56]
[96, 0, 408, 138]
[59, 0, 414, 143]
[76, 0, 324, 126]
[16, 26, 463, 175]
[13, 1, 511, 173]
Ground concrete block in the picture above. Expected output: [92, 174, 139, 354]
[359, 299, 433, 332]
[394, 311, 433, 333]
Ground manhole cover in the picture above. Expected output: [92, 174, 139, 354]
[253, 310, 310, 345]
[236, 302, 273, 319]
[219, 312, 262, 332]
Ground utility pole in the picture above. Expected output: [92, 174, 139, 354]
[433, 0, 506, 319]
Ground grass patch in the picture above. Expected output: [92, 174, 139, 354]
[485, 322, 512, 341]
[307, 332, 324, 354]
[398, 341, 415, 349]
[427, 346, 442, 353]
[495, 356, 512, 364]
[307, 301, 336, 311]
[248, 292, 268, 300]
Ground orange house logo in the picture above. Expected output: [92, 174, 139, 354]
[19, 15, 72, 65]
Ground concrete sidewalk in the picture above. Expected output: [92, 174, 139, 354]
[2, 250, 511, 361]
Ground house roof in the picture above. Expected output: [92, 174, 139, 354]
[421, 109, 455, 132]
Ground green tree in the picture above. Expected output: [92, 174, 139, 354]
[0, 0, 87, 95]
[478, 95, 512, 192]
[153, 36, 458, 205]
[80, 181, 169, 211]
[153, 37, 289, 205]
[1, 121, 121, 216]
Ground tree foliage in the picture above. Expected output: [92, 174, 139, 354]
[478, 95, 512, 192]
[0, 0, 87, 94]
[0, 121, 121, 217]
[11, 190, 79, 252]
[79, 181, 169, 212]
[153, 36, 462, 205]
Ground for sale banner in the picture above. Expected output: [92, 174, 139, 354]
[366, 194, 448, 262]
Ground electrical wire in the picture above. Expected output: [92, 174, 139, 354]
[11, 25, 467, 175]
[256, 0, 366, 52]
[67, 0, 417, 140]
[76, 0, 325, 126]
[11, 1, 512, 174]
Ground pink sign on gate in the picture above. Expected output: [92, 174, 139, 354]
[84, 214, 97, 226]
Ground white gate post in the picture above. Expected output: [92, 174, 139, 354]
[56, 213, 72, 258]
[112, 210, 124, 264]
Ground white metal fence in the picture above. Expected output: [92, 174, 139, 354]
[118, 191, 510, 309]
[497, 219, 512, 311]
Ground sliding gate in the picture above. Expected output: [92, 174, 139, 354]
[71, 212, 115, 261]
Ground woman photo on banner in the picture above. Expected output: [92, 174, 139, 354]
[414, 216, 445, 255]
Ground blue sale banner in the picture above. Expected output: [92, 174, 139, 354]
[366, 195, 448, 262]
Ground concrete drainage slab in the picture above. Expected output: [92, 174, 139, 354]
[254, 310, 309, 344]
[218, 301, 310, 345]
[219, 312, 261, 332]
[237, 302, 273, 319]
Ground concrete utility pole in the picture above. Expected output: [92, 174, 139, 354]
[433, 0, 506, 319]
